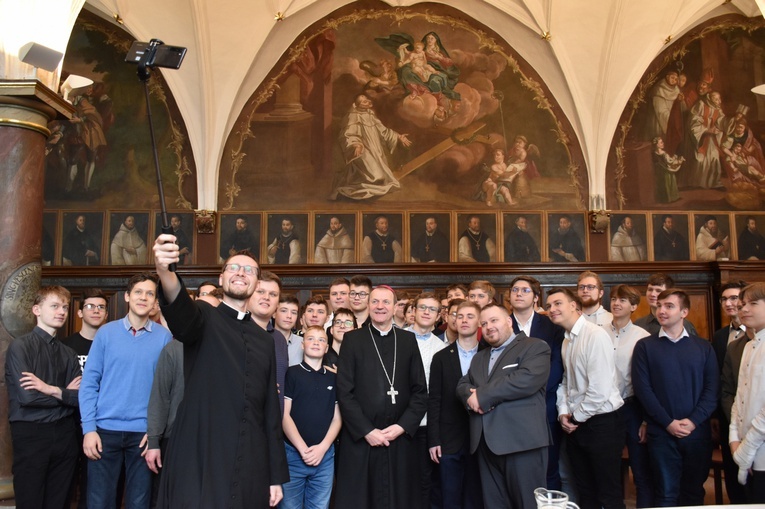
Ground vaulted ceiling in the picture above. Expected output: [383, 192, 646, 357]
[61, 0, 765, 207]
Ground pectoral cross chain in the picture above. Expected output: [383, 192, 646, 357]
[387, 385, 398, 404]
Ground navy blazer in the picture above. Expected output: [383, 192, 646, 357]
[428, 341, 486, 454]
[512, 312, 564, 422]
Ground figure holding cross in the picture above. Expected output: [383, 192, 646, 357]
[336, 285, 428, 509]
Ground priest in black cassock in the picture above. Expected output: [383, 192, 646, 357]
[336, 285, 428, 509]
[153, 236, 288, 508]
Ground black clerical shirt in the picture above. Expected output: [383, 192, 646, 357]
[5, 326, 81, 423]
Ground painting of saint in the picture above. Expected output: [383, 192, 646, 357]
[502, 213, 541, 263]
[609, 214, 647, 262]
[548, 213, 586, 262]
[409, 213, 450, 263]
[652, 213, 690, 261]
[693, 213, 730, 261]
[219, 214, 261, 263]
[479, 139, 540, 207]
[457, 213, 496, 262]
[109, 212, 149, 265]
[154, 212, 194, 265]
[314, 213, 356, 264]
[361, 213, 403, 263]
[735, 214, 765, 260]
[267, 214, 307, 265]
[62, 212, 104, 266]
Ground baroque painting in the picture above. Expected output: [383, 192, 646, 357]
[610, 15, 765, 213]
[45, 9, 196, 212]
[220, 5, 586, 213]
[314, 213, 356, 264]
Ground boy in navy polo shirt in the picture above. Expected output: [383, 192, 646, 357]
[281, 326, 342, 509]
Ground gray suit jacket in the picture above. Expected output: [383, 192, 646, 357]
[456, 332, 551, 456]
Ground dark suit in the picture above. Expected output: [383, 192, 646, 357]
[718, 333, 751, 504]
[457, 333, 551, 509]
[512, 312, 565, 489]
[428, 344, 485, 509]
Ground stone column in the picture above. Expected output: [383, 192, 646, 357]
[0, 80, 72, 484]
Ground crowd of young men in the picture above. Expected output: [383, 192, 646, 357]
[5, 230, 765, 508]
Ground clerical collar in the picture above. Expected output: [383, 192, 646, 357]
[219, 300, 251, 321]
[372, 323, 394, 336]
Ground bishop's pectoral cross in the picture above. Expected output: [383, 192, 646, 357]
[387, 385, 398, 404]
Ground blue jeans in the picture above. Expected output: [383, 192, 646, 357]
[87, 429, 151, 509]
[647, 430, 711, 507]
[280, 442, 334, 509]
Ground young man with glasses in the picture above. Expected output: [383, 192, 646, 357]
[577, 271, 613, 327]
[713, 280, 749, 504]
[153, 239, 289, 507]
[349, 275, 373, 327]
[407, 292, 447, 508]
[63, 288, 108, 507]
[508, 276, 566, 491]
[281, 326, 342, 509]
[323, 308, 357, 372]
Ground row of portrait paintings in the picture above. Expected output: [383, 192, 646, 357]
[42, 210, 765, 266]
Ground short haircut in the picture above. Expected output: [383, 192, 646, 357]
[208, 288, 224, 300]
[350, 275, 373, 290]
[404, 301, 416, 315]
[647, 273, 674, 288]
[302, 295, 329, 314]
[467, 214, 480, 223]
[740, 282, 765, 305]
[469, 280, 496, 299]
[448, 298, 466, 312]
[546, 287, 582, 311]
[332, 307, 358, 328]
[578, 271, 603, 290]
[446, 283, 468, 297]
[657, 288, 690, 310]
[80, 288, 107, 309]
[259, 270, 282, 292]
[745, 215, 756, 223]
[329, 277, 350, 290]
[127, 273, 158, 293]
[395, 290, 410, 301]
[456, 300, 482, 315]
[413, 292, 439, 308]
[198, 280, 219, 290]
[236, 215, 247, 222]
[480, 302, 509, 316]
[559, 214, 572, 222]
[621, 216, 632, 226]
[720, 280, 747, 294]
[170, 214, 182, 222]
[278, 293, 300, 306]
[303, 325, 327, 338]
[35, 286, 71, 306]
[222, 249, 258, 268]
[703, 215, 717, 224]
[510, 276, 542, 298]
[610, 284, 641, 306]
[661, 214, 673, 223]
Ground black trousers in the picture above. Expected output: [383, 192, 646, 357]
[565, 409, 626, 509]
[11, 417, 79, 509]
[477, 436, 547, 509]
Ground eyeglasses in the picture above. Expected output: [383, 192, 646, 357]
[305, 337, 328, 344]
[417, 305, 439, 313]
[511, 287, 533, 294]
[578, 284, 598, 292]
[349, 291, 369, 299]
[223, 263, 258, 276]
[83, 303, 106, 310]
[333, 319, 354, 328]
[720, 295, 739, 303]
[449, 312, 458, 317]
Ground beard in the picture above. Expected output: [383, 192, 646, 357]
[580, 295, 600, 309]
[223, 284, 253, 301]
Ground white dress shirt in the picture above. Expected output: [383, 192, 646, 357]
[406, 328, 446, 426]
[557, 315, 624, 422]
[606, 321, 650, 398]
[730, 328, 765, 476]
[583, 305, 613, 327]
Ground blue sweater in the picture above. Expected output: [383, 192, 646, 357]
[79, 316, 172, 433]
[632, 334, 719, 439]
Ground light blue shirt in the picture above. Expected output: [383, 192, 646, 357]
[487, 334, 515, 374]
[456, 341, 479, 376]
